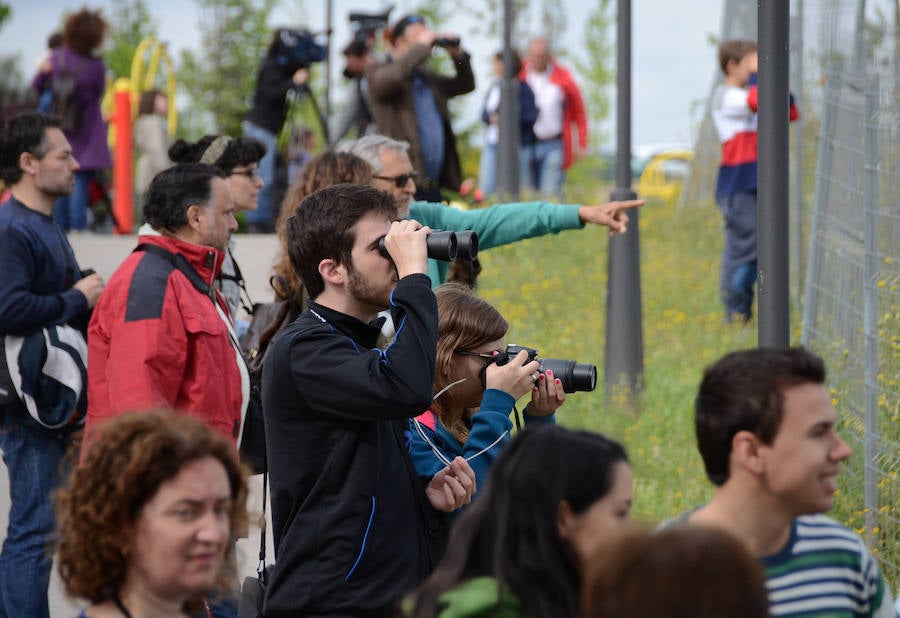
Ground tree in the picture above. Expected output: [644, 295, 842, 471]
[103, 0, 160, 80]
[574, 0, 615, 146]
[0, 3, 10, 30]
[179, 0, 279, 138]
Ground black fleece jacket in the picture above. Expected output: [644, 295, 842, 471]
[261, 274, 439, 617]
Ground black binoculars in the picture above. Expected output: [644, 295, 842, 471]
[377, 230, 478, 262]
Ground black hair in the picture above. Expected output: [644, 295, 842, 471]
[285, 183, 397, 300]
[408, 425, 630, 618]
[0, 112, 61, 185]
[695, 346, 826, 486]
[168, 135, 266, 175]
[142, 163, 226, 232]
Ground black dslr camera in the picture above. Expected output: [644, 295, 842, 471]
[348, 5, 394, 43]
[273, 28, 327, 71]
[498, 344, 597, 393]
[377, 230, 478, 262]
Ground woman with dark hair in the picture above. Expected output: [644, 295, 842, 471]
[272, 150, 374, 307]
[582, 525, 770, 618]
[407, 424, 633, 618]
[409, 283, 562, 494]
[133, 89, 172, 203]
[167, 135, 266, 322]
[55, 409, 248, 618]
[31, 8, 111, 231]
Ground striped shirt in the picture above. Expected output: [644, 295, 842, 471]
[762, 515, 895, 617]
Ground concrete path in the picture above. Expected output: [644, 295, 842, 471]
[0, 234, 282, 616]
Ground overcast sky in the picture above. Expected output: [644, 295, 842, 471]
[2, 0, 722, 149]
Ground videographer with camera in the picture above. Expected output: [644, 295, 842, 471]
[409, 283, 589, 497]
[242, 28, 320, 233]
[366, 14, 474, 202]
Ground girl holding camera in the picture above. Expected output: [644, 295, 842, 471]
[409, 283, 564, 494]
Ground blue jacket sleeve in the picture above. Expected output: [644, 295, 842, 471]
[519, 81, 539, 129]
[408, 201, 584, 252]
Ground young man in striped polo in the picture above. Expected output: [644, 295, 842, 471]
[687, 347, 895, 617]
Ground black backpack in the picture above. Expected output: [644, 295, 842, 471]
[50, 52, 86, 133]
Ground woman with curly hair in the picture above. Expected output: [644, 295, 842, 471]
[31, 8, 111, 231]
[271, 150, 374, 307]
[55, 410, 248, 618]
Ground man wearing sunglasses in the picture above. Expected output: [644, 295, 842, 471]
[345, 135, 644, 288]
[366, 14, 474, 202]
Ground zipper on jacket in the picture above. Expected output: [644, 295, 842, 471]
[345, 496, 376, 582]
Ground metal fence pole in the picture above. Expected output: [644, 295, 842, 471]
[604, 0, 643, 400]
[791, 6, 805, 309]
[801, 66, 837, 346]
[758, 0, 791, 347]
[496, 0, 520, 199]
[863, 76, 880, 538]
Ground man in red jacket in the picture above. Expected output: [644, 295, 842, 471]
[84, 163, 247, 447]
[521, 37, 588, 199]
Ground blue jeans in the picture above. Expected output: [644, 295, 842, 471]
[0, 407, 70, 618]
[53, 170, 92, 231]
[478, 141, 498, 196]
[522, 138, 564, 199]
[717, 191, 758, 320]
[241, 122, 278, 228]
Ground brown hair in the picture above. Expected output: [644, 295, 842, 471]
[137, 89, 164, 117]
[273, 151, 374, 302]
[55, 410, 248, 611]
[718, 39, 757, 76]
[432, 283, 508, 441]
[63, 8, 109, 56]
[285, 183, 396, 300]
[694, 346, 826, 486]
[582, 525, 770, 618]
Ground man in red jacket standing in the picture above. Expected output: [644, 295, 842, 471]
[84, 163, 247, 447]
[521, 37, 588, 199]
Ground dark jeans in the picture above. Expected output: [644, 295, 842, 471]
[717, 190, 758, 320]
[0, 407, 70, 618]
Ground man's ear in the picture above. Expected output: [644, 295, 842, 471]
[185, 204, 203, 232]
[18, 151, 38, 176]
[319, 258, 345, 286]
[731, 430, 765, 476]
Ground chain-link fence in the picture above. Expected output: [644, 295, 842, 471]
[683, 0, 900, 589]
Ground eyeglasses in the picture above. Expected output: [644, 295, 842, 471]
[230, 168, 260, 181]
[455, 349, 502, 361]
[373, 171, 418, 188]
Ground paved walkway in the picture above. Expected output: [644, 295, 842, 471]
[0, 233, 281, 616]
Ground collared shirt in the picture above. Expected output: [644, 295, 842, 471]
[526, 67, 565, 140]
[412, 72, 445, 181]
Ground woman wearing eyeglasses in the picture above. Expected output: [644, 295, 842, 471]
[409, 283, 564, 497]
[167, 135, 266, 326]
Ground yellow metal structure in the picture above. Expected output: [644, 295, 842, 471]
[130, 38, 178, 136]
[636, 148, 693, 203]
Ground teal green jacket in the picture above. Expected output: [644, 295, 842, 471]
[407, 200, 584, 287]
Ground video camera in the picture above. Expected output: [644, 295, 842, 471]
[377, 230, 478, 262]
[497, 344, 597, 393]
[273, 28, 327, 71]
[348, 5, 394, 44]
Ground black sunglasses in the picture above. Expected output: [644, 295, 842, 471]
[373, 171, 418, 188]
[230, 168, 261, 181]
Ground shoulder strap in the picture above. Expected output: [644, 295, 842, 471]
[134, 243, 216, 302]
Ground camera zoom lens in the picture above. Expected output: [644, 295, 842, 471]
[538, 359, 597, 393]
